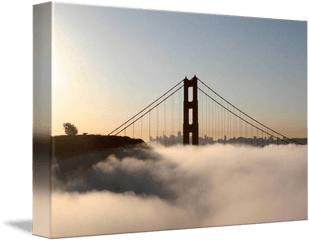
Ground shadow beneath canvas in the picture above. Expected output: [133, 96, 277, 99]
[4, 219, 32, 234]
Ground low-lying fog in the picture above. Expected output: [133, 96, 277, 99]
[51, 144, 307, 238]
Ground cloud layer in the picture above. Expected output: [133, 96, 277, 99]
[51, 144, 307, 238]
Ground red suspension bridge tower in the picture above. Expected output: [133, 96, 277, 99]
[183, 75, 199, 145]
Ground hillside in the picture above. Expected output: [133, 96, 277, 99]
[51, 135, 150, 179]
[52, 134, 148, 156]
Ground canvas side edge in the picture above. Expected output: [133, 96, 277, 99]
[33, 2, 52, 238]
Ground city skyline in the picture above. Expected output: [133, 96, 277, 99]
[149, 130, 306, 146]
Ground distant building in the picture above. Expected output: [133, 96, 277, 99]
[178, 131, 181, 138]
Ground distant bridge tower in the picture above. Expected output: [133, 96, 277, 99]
[183, 75, 199, 145]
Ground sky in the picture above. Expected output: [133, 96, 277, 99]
[51, 2, 307, 139]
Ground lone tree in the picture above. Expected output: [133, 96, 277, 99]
[63, 123, 78, 136]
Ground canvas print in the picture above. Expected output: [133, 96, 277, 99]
[33, 2, 307, 238]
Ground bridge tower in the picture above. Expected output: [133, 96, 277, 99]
[183, 75, 199, 145]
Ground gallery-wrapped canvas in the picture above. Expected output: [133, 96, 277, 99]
[33, 2, 307, 238]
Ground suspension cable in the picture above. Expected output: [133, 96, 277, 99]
[114, 85, 184, 136]
[197, 79, 301, 144]
[108, 79, 184, 135]
[198, 87, 303, 145]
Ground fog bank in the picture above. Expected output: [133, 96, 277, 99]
[51, 144, 307, 238]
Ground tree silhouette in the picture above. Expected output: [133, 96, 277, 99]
[63, 123, 78, 136]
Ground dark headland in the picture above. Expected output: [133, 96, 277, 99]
[52, 134, 149, 156]
[51, 135, 151, 178]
